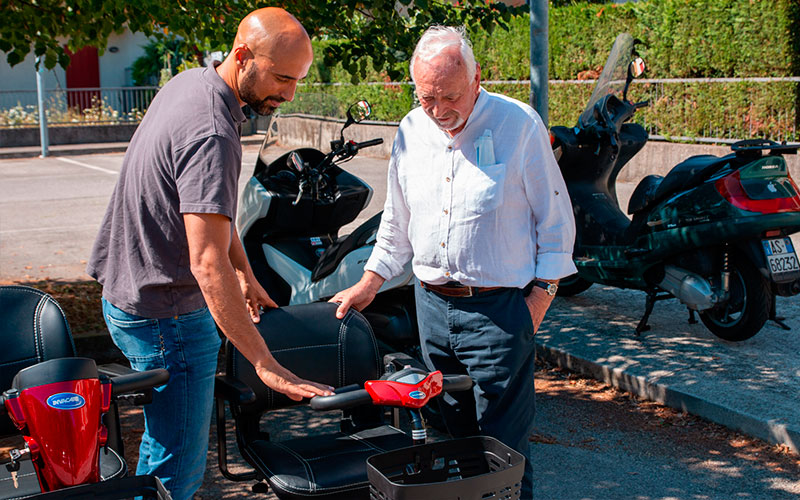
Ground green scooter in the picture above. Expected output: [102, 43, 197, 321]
[550, 33, 800, 341]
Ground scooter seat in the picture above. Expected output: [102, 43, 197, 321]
[651, 154, 731, 204]
[311, 212, 382, 283]
[246, 425, 411, 500]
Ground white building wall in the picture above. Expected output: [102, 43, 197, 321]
[100, 31, 151, 87]
[0, 52, 67, 92]
[0, 28, 150, 92]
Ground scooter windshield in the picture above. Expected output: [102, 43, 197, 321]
[578, 33, 635, 128]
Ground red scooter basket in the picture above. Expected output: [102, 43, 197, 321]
[366, 436, 524, 500]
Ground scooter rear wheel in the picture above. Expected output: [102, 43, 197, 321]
[556, 273, 593, 297]
[699, 254, 771, 342]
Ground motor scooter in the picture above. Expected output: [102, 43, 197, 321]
[212, 301, 524, 499]
[237, 101, 420, 358]
[550, 33, 800, 341]
[0, 285, 171, 499]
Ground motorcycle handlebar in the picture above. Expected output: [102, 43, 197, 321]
[355, 138, 384, 149]
[633, 100, 650, 110]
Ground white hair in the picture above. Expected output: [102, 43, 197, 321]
[410, 26, 477, 84]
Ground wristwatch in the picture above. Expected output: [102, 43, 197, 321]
[533, 279, 558, 296]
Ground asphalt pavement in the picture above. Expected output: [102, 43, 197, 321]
[1, 139, 799, 498]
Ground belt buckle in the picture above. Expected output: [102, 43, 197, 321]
[463, 286, 474, 297]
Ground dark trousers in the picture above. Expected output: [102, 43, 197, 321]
[414, 282, 536, 499]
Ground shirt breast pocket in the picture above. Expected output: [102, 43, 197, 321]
[462, 162, 507, 215]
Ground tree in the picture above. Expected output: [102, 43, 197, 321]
[1, 0, 525, 80]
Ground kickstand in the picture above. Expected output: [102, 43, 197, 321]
[769, 293, 791, 331]
[687, 308, 697, 324]
[635, 290, 656, 336]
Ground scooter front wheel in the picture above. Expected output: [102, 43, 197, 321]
[699, 254, 771, 342]
[556, 273, 593, 297]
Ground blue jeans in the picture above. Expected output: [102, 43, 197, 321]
[415, 283, 536, 500]
[102, 299, 221, 500]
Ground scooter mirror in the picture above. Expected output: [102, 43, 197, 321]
[347, 100, 372, 123]
[288, 151, 305, 173]
[630, 57, 646, 78]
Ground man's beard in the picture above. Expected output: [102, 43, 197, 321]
[240, 62, 283, 116]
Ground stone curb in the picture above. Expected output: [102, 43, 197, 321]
[535, 342, 800, 453]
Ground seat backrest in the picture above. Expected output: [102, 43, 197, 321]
[227, 302, 380, 418]
[0, 285, 76, 434]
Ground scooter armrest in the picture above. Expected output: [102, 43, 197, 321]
[214, 374, 257, 406]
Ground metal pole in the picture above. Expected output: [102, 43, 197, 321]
[35, 57, 49, 158]
[529, 0, 549, 127]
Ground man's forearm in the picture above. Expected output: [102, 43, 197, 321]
[193, 258, 274, 369]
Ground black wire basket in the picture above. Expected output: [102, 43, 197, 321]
[367, 436, 524, 500]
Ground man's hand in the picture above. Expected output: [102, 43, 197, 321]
[237, 272, 277, 323]
[184, 212, 333, 401]
[255, 355, 333, 401]
[524, 282, 558, 334]
[329, 271, 385, 319]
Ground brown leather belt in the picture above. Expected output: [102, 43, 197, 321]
[420, 281, 503, 298]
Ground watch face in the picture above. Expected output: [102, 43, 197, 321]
[546, 284, 558, 296]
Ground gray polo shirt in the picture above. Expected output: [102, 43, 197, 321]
[87, 64, 246, 318]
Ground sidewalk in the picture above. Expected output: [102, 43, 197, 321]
[0, 134, 266, 160]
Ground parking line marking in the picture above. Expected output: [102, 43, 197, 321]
[0, 224, 99, 235]
[55, 157, 118, 175]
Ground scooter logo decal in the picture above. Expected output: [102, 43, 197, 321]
[408, 390, 426, 400]
[46, 393, 86, 410]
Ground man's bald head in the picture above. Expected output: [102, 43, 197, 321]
[218, 7, 313, 116]
[234, 7, 311, 61]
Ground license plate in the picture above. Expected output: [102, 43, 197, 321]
[762, 237, 800, 277]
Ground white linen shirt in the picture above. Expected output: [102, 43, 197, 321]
[364, 88, 577, 288]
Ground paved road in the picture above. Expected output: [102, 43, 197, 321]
[2, 144, 800, 498]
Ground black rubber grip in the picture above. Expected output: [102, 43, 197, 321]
[442, 375, 473, 393]
[110, 368, 170, 396]
[310, 385, 371, 411]
[356, 138, 384, 149]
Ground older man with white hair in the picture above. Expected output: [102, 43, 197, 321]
[331, 26, 576, 498]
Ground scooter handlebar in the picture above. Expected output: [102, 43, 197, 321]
[310, 384, 369, 411]
[110, 368, 170, 396]
[309, 375, 473, 411]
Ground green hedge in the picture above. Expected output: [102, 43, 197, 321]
[305, 0, 799, 82]
[289, 0, 799, 142]
[284, 79, 798, 142]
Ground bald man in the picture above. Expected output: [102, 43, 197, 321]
[87, 8, 331, 498]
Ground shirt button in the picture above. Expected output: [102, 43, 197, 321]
[445, 271, 451, 277]
[441, 242, 446, 248]
[443, 209, 449, 215]
[447, 146, 452, 150]
[445, 177, 451, 182]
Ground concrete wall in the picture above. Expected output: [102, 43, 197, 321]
[273, 115, 800, 183]
[0, 124, 139, 147]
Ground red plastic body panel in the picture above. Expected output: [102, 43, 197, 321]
[365, 371, 443, 408]
[5, 379, 109, 492]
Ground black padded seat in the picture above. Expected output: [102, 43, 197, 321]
[216, 302, 413, 499]
[249, 426, 410, 499]
[311, 212, 383, 282]
[652, 154, 731, 203]
[627, 174, 664, 215]
[0, 286, 75, 435]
